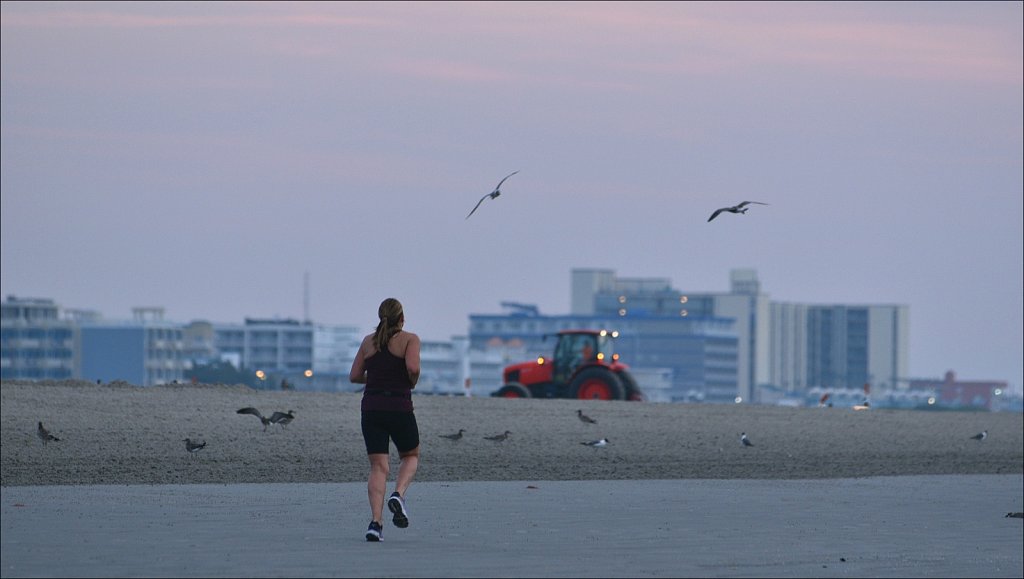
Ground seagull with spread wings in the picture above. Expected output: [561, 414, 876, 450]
[269, 410, 295, 429]
[237, 407, 272, 431]
[466, 171, 518, 219]
[708, 201, 769, 222]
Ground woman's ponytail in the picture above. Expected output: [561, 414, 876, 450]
[373, 298, 404, 352]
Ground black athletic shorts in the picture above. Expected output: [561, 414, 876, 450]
[361, 410, 420, 455]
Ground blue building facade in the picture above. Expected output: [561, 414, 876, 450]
[78, 308, 186, 386]
[0, 296, 75, 380]
[79, 326, 146, 384]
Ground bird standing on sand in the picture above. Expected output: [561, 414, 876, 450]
[970, 430, 987, 441]
[740, 432, 754, 447]
[37, 421, 60, 445]
[237, 407, 272, 431]
[577, 409, 597, 424]
[466, 171, 518, 219]
[708, 201, 769, 222]
[581, 438, 609, 447]
[484, 431, 511, 442]
[439, 429, 466, 441]
[269, 410, 295, 429]
[183, 438, 207, 457]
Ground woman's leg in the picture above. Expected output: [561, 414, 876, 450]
[394, 446, 419, 498]
[392, 412, 421, 499]
[367, 453, 390, 523]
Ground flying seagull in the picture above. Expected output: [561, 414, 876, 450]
[484, 430, 511, 442]
[466, 171, 518, 219]
[969, 430, 987, 441]
[577, 409, 598, 424]
[439, 429, 466, 441]
[708, 201, 769, 222]
[581, 438, 609, 447]
[183, 438, 207, 457]
[740, 432, 754, 447]
[269, 410, 295, 429]
[37, 421, 60, 445]
[237, 407, 272, 431]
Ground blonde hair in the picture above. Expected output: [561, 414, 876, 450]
[373, 298, 404, 352]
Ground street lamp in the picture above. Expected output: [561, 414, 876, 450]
[256, 369, 266, 389]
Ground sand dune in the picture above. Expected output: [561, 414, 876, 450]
[2, 380, 1021, 486]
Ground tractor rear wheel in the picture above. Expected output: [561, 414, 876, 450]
[618, 371, 646, 401]
[568, 368, 625, 401]
[494, 382, 531, 398]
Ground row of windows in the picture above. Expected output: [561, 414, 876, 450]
[0, 306, 59, 321]
[1, 368, 73, 379]
[215, 333, 313, 345]
[2, 349, 73, 359]
[1, 328, 74, 340]
[145, 329, 182, 341]
[145, 350, 184, 360]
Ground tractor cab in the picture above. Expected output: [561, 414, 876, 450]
[550, 330, 617, 383]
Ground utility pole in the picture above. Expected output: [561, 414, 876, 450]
[303, 271, 310, 323]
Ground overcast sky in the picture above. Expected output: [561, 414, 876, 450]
[2, 1, 1021, 393]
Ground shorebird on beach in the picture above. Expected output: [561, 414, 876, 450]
[740, 432, 754, 447]
[237, 407, 272, 431]
[708, 201, 769, 222]
[269, 410, 295, 429]
[183, 438, 207, 457]
[466, 171, 518, 220]
[484, 430, 511, 442]
[439, 429, 466, 441]
[37, 421, 60, 445]
[969, 430, 987, 441]
[581, 438, 608, 447]
[577, 409, 597, 424]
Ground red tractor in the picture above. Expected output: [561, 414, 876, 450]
[492, 329, 644, 401]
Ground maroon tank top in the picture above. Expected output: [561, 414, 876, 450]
[361, 343, 414, 412]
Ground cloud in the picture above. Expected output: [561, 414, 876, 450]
[5, 2, 1018, 87]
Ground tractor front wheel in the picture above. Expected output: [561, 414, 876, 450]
[494, 382, 531, 398]
[568, 368, 625, 401]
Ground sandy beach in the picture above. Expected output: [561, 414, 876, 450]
[2, 380, 1022, 578]
[2, 380, 1022, 486]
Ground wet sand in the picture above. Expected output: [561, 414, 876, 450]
[2, 477, 1022, 578]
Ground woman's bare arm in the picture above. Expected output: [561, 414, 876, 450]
[349, 336, 371, 384]
[404, 333, 421, 387]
